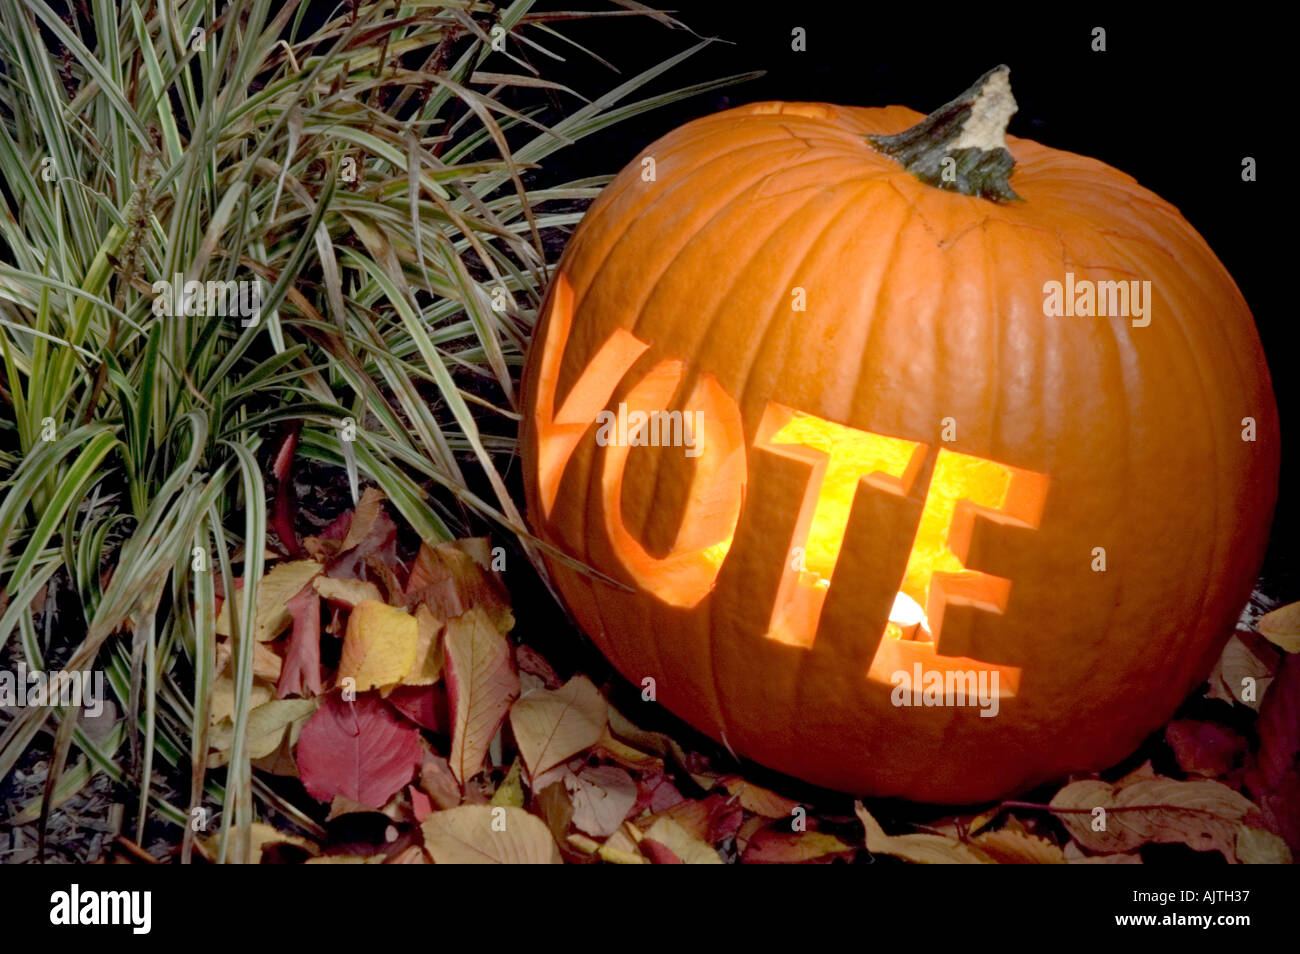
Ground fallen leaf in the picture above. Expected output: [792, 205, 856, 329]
[208, 676, 272, 726]
[1235, 825, 1293, 864]
[634, 771, 685, 815]
[328, 488, 398, 580]
[491, 760, 526, 808]
[646, 793, 742, 844]
[717, 775, 800, 818]
[312, 575, 384, 608]
[516, 644, 563, 689]
[971, 823, 1065, 864]
[742, 828, 854, 863]
[510, 675, 606, 778]
[735, 815, 767, 855]
[855, 802, 995, 864]
[202, 821, 318, 865]
[445, 607, 519, 784]
[1257, 602, 1300, 653]
[297, 694, 422, 808]
[1050, 769, 1259, 861]
[421, 805, 561, 864]
[385, 845, 430, 864]
[1165, 719, 1248, 778]
[1207, 632, 1278, 710]
[386, 684, 444, 731]
[536, 781, 574, 848]
[215, 560, 323, 641]
[1252, 653, 1300, 790]
[419, 753, 462, 811]
[593, 731, 665, 775]
[567, 765, 637, 838]
[338, 600, 419, 692]
[404, 604, 443, 686]
[639, 839, 683, 864]
[410, 786, 433, 822]
[208, 697, 317, 761]
[641, 817, 722, 864]
[277, 585, 322, 698]
[405, 538, 512, 632]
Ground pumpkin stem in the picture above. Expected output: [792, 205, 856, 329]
[867, 65, 1021, 202]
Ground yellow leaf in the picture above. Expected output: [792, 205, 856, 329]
[972, 824, 1065, 864]
[215, 560, 323, 641]
[339, 599, 419, 691]
[491, 760, 526, 808]
[1236, 826, 1293, 864]
[312, 575, 384, 607]
[855, 802, 995, 864]
[201, 821, 318, 865]
[403, 604, 443, 686]
[422, 805, 561, 864]
[207, 676, 272, 726]
[208, 697, 318, 760]
[1257, 602, 1300, 653]
[642, 817, 724, 864]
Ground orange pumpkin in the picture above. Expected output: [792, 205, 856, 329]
[519, 68, 1279, 803]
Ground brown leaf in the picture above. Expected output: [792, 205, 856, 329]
[515, 644, 562, 689]
[855, 802, 995, 864]
[510, 675, 607, 778]
[419, 753, 462, 811]
[717, 774, 800, 818]
[445, 607, 519, 784]
[405, 538, 511, 631]
[1050, 767, 1259, 861]
[1207, 631, 1279, 709]
[328, 488, 397, 580]
[421, 805, 561, 864]
[536, 780, 575, 848]
[742, 828, 854, 864]
[1166, 719, 1248, 778]
[567, 765, 637, 838]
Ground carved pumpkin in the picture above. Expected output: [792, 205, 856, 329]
[519, 68, 1279, 803]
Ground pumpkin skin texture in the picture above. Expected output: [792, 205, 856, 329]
[518, 96, 1279, 804]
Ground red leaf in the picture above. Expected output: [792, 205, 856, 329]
[1165, 720, 1248, 778]
[297, 694, 422, 808]
[1254, 654, 1300, 789]
[271, 423, 304, 558]
[409, 785, 433, 823]
[387, 684, 446, 732]
[639, 839, 683, 864]
[635, 771, 685, 815]
[326, 489, 398, 580]
[277, 584, 322, 699]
